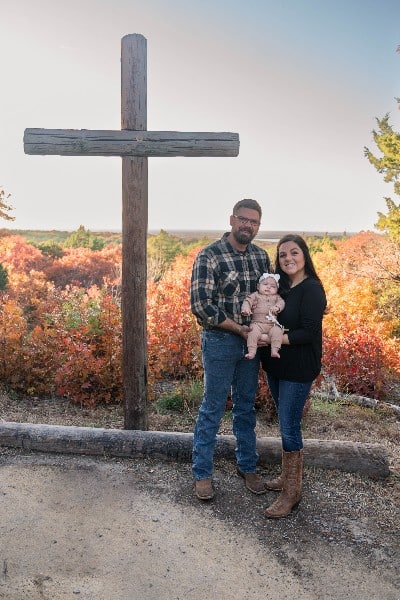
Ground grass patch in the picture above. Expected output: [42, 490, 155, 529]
[155, 392, 184, 414]
[222, 410, 233, 423]
[309, 395, 343, 417]
[155, 379, 203, 415]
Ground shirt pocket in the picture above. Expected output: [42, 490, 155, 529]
[219, 270, 240, 297]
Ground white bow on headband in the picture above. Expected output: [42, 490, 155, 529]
[259, 272, 280, 283]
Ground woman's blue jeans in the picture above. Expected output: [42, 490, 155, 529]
[266, 374, 312, 452]
[192, 330, 260, 480]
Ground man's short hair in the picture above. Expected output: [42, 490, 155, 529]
[232, 199, 262, 218]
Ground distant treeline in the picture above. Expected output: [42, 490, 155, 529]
[152, 229, 357, 240]
[0, 228, 355, 246]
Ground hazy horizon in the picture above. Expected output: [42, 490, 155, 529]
[3, 225, 360, 237]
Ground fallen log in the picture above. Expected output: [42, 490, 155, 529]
[344, 394, 400, 416]
[313, 391, 400, 417]
[0, 421, 389, 478]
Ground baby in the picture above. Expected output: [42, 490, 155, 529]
[241, 273, 285, 359]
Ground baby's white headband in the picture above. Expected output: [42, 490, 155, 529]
[259, 272, 280, 283]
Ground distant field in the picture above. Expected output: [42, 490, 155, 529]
[155, 229, 356, 241]
[0, 228, 355, 245]
[0, 229, 122, 245]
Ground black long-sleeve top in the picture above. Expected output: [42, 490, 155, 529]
[260, 277, 326, 382]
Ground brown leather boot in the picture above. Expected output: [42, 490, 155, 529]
[236, 468, 267, 494]
[265, 449, 290, 491]
[265, 474, 284, 491]
[195, 478, 214, 500]
[264, 449, 303, 518]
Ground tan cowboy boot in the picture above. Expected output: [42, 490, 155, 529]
[265, 473, 284, 491]
[264, 449, 303, 518]
[265, 449, 286, 491]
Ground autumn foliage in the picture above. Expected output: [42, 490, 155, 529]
[0, 232, 398, 406]
[314, 232, 400, 398]
[147, 248, 202, 385]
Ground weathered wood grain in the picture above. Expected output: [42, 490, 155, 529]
[121, 34, 148, 430]
[23, 129, 240, 157]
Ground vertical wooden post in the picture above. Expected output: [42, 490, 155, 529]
[121, 34, 148, 429]
[24, 33, 239, 431]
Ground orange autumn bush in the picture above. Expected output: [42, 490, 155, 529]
[147, 248, 202, 388]
[43, 245, 122, 289]
[48, 286, 123, 406]
[0, 235, 49, 274]
[314, 233, 400, 399]
[0, 298, 27, 388]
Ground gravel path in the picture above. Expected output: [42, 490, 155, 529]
[0, 449, 399, 600]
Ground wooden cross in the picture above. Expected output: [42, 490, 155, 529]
[24, 34, 240, 430]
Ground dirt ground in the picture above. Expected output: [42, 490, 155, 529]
[0, 394, 399, 599]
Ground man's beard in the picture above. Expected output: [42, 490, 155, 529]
[233, 228, 255, 245]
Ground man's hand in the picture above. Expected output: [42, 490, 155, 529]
[217, 318, 251, 339]
[238, 324, 251, 339]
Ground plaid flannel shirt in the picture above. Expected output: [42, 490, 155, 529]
[190, 233, 270, 329]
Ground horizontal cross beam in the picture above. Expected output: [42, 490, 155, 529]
[24, 128, 240, 157]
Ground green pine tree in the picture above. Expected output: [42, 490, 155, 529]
[64, 225, 105, 250]
[0, 263, 8, 291]
[364, 100, 400, 243]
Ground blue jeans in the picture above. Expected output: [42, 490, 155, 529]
[192, 330, 260, 480]
[266, 374, 312, 452]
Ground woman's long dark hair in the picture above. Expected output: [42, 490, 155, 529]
[274, 234, 324, 295]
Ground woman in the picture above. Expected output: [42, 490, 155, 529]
[259, 234, 327, 518]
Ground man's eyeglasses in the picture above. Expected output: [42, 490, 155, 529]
[233, 215, 261, 227]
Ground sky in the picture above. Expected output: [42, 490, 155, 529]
[1, 0, 399, 234]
